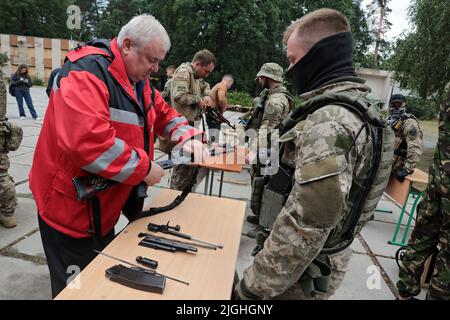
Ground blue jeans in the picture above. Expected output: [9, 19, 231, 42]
[15, 89, 38, 119]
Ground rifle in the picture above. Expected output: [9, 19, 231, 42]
[73, 145, 234, 203]
[138, 232, 218, 250]
[139, 235, 198, 253]
[203, 106, 236, 130]
[147, 221, 224, 249]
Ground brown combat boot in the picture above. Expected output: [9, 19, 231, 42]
[0, 215, 17, 228]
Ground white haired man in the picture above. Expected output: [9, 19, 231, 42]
[30, 14, 208, 297]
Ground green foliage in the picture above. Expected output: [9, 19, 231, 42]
[0, 0, 75, 38]
[390, 0, 450, 99]
[0, 52, 9, 66]
[405, 96, 438, 120]
[31, 75, 44, 86]
[227, 90, 254, 108]
[0, 0, 375, 94]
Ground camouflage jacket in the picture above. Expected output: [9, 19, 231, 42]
[250, 84, 291, 151]
[0, 71, 6, 120]
[388, 113, 423, 173]
[436, 82, 450, 169]
[170, 62, 210, 122]
[161, 78, 172, 100]
[243, 80, 376, 299]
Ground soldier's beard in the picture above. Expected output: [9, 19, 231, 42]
[258, 79, 269, 92]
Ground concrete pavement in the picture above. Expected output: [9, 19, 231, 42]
[0, 86, 428, 299]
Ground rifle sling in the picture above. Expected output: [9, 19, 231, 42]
[131, 166, 200, 222]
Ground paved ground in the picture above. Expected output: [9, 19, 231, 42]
[0, 86, 429, 300]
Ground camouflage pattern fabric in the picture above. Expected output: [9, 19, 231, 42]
[161, 78, 172, 100]
[0, 70, 6, 119]
[389, 114, 423, 174]
[396, 82, 450, 300]
[170, 62, 209, 122]
[250, 85, 291, 154]
[170, 63, 210, 190]
[236, 80, 379, 299]
[0, 154, 16, 218]
[0, 69, 19, 220]
[256, 63, 284, 83]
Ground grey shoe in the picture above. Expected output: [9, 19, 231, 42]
[0, 215, 17, 228]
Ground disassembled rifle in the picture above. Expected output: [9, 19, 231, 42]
[94, 250, 189, 286]
[147, 221, 224, 249]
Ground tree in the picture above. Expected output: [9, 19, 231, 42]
[366, 0, 392, 68]
[0, 0, 74, 39]
[390, 0, 450, 99]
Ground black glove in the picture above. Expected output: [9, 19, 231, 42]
[396, 168, 410, 182]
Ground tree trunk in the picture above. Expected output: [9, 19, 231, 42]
[372, 3, 385, 68]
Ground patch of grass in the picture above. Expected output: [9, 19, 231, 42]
[419, 119, 438, 139]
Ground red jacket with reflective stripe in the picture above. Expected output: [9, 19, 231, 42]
[29, 38, 199, 238]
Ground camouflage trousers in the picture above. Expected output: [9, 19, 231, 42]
[270, 247, 352, 300]
[397, 161, 450, 300]
[170, 165, 207, 191]
[0, 153, 17, 218]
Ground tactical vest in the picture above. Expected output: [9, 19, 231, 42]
[391, 113, 423, 159]
[246, 88, 295, 131]
[258, 91, 394, 254]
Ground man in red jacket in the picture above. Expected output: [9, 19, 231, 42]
[29, 14, 208, 297]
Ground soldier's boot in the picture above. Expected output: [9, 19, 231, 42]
[246, 215, 259, 225]
[245, 225, 261, 239]
[0, 215, 17, 228]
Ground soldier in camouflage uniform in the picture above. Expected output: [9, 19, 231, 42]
[234, 9, 394, 300]
[169, 50, 216, 190]
[161, 65, 175, 103]
[387, 93, 423, 181]
[0, 60, 23, 228]
[396, 82, 450, 300]
[246, 63, 293, 237]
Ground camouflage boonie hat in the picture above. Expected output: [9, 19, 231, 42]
[256, 63, 284, 83]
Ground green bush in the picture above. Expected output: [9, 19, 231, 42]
[31, 75, 44, 86]
[0, 52, 8, 66]
[405, 96, 439, 120]
[227, 90, 254, 108]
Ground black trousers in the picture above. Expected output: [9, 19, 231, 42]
[205, 117, 221, 143]
[38, 214, 115, 298]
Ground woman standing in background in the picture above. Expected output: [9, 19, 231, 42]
[11, 64, 39, 120]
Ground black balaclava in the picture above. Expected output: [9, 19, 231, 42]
[286, 32, 356, 95]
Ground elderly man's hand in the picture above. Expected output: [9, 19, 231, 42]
[143, 161, 165, 186]
[181, 139, 209, 164]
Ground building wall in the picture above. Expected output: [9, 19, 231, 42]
[356, 67, 414, 110]
[0, 34, 78, 82]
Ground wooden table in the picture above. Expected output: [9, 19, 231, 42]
[380, 168, 429, 246]
[199, 146, 247, 197]
[56, 189, 246, 300]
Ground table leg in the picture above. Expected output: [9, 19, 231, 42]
[400, 191, 423, 245]
[204, 169, 210, 195]
[219, 170, 225, 198]
[388, 191, 411, 246]
[209, 170, 215, 196]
